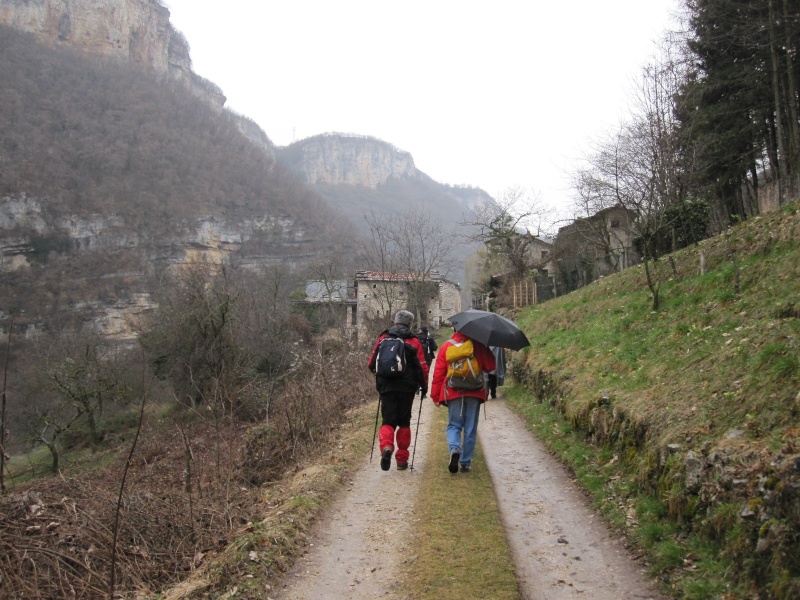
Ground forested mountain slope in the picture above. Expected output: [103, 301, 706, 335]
[0, 26, 358, 332]
[276, 134, 493, 285]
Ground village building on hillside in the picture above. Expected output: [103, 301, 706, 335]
[352, 270, 461, 336]
[474, 236, 556, 310]
[553, 204, 640, 292]
[300, 270, 461, 342]
[533, 237, 555, 273]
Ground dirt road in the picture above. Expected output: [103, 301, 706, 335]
[272, 394, 434, 600]
[479, 400, 664, 599]
[274, 397, 665, 600]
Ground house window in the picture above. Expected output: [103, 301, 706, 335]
[541, 250, 549, 259]
[611, 220, 620, 228]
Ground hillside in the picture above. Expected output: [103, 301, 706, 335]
[511, 201, 800, 598]
[0, 25, 359, 333]
[276, 134, 493, 286]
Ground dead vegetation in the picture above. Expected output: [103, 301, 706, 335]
[0, 347, 374, 599]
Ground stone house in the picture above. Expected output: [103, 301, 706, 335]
[553, 204, 639, 291]
[527, 236, 556, 278]
[348, 270, 461, 340]
[474, 235, 555, 310]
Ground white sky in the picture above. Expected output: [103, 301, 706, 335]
[164, 1, 679, 216]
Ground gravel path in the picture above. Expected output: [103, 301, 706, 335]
[479, 400, 665, 600]
[274, 397, 666, 600]
[272, 394, 433, 600]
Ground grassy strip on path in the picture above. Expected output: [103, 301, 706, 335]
[401, 403, 519, 599]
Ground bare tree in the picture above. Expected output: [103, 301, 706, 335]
[366, 206, 457, 324]
[570, 46, 688, 309]
[23, 331, 133, 472]
[461, 186, 551, 285]
[363, 207, 456, 326]
[299, 255, 352, 336]
[144, 262, 247, 414]
[386, 206, 456, 325]
[362, 211, 405, 321]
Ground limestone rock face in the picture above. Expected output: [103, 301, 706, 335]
[2, 0, 177, 69]
[291, 135, 421, 188]
[0, 194, 309, 274]
[0, 0, 225, 106]
[0, 192, 314, 336]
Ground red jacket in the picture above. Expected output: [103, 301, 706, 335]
[430, 331, 496, 404]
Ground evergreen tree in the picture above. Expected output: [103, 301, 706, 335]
[676, 0, 800, 224]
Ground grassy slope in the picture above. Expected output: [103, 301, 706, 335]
[508, 201, 800, 599]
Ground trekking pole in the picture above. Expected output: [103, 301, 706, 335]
[410, 391, 425, 472]
[370, 396, 381, 463]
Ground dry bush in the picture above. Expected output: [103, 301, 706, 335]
[0, 418, 254, 599]
[241, 344, 371, 485]
[0, 340, 374, 599]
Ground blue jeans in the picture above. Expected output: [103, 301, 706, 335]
[446, 396, 481, 465]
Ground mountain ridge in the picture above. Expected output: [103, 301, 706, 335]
[0, 0, 491, 334]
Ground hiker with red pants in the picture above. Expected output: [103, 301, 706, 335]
[368, 310, 429, 471]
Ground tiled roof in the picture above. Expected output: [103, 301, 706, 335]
[355, 270, 442, 282]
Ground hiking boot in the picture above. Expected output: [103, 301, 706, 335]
[460, 463, 472, 473]
[396, 462, 409, 470]
[448, 450, 460, 474]
[380, 447, 392, 471]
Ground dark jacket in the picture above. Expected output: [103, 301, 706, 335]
[368, 324, 429, 395]
[418, 332, 438, 366]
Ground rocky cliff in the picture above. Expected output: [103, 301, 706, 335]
[0, 191, 324, 339]
[0, 0, 225, 106]
[277, 134, 422, 189]
[0, 23, 345, 339]
[276, 134, 495, 220]
[276, 134, 494, 292]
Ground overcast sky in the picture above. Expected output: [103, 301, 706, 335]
[164, 1, 679, 217]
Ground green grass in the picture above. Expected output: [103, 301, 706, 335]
[504, 200, 800, 598]
[505, 382, 737, 598]
[402, 406, 519, 599]
[4, 445, 54, 485]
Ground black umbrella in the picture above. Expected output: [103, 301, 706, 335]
[447, 309, 530, 350]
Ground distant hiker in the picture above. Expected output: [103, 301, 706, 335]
[368, 310, 429, 471]
[486, 345, 506, 399]
[418, 325, 438, 367]
[430, 329, 495, 474]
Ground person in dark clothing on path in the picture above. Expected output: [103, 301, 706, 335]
[486, 345, 506, 399]
[368, 310, 429, 471]
[418, 325, 438, 367]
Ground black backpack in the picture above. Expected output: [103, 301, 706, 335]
[419, 336, 434, 363]
[374, 334, 408, 378]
